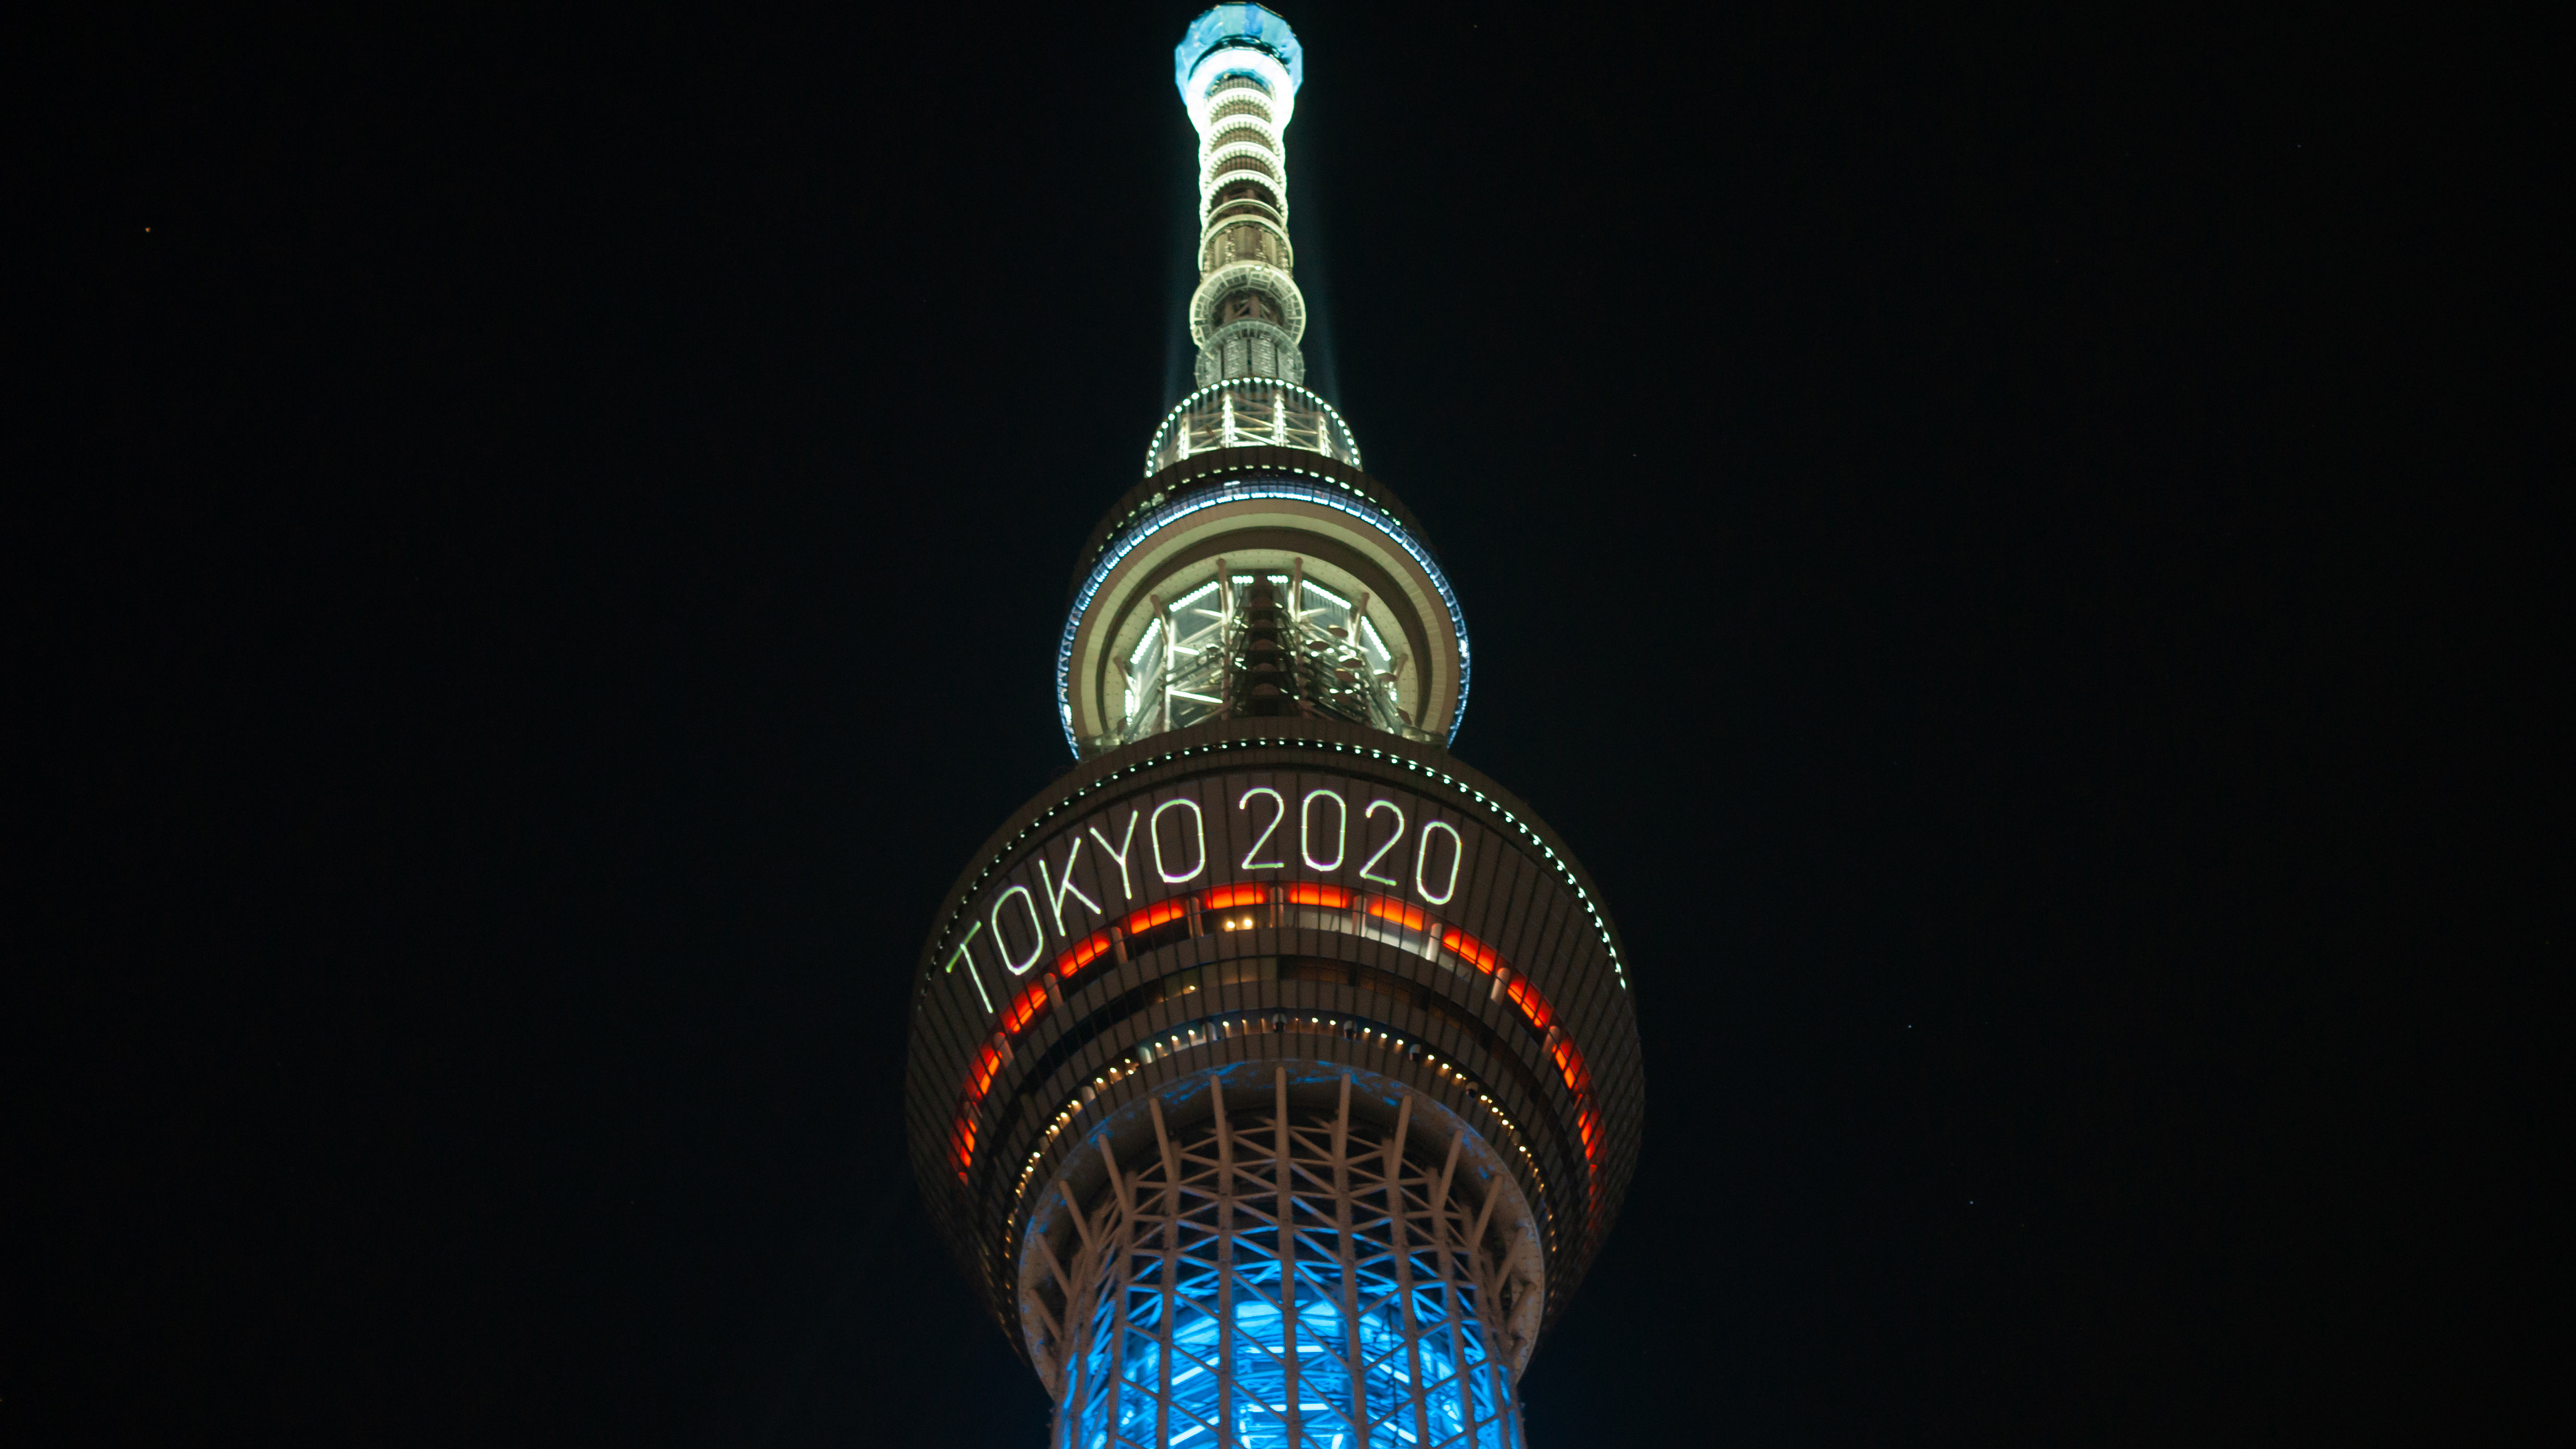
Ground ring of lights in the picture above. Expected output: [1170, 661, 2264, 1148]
[1203, 119, 1282, 159]
[1141, 379, 1360, 476]
[1203, 148, 1281, 187]
[1202, 146, 1283, 190]
[1199, 208, 1294, 258]
[1193, 321, 1306, 387]
[1203, 135, 1284, 173]
[1188, 262, 1307, 347]
[1074, 451, 1416, 583]
[1199, 180, 1286, 230]
[1181, 56, 1298, 131]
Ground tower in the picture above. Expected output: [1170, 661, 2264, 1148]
[903, 10, 1643, 1447]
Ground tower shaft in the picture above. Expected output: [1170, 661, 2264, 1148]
[902, 14, 1643, 1449]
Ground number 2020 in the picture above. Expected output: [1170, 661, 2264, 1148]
[1235, 786, 1460, 906]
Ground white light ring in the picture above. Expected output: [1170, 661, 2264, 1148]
[1202, 94, 1278, 130]
[1201, 135, 1283, 174]
[1199, 157, 1284, 202]
[1205, 145, 1288, 183]
[1185, 49, 1297, 130]
[1200, 195, 1290, 235]
[1198, 210, 1293, 251]
[1143, 396, 1358, 477]
[1197, 163, 1288, 222]
[1197, 214, 1296, 275]
[1056, 480, 1471, 755]
[1141, 378, 1361, 476]
[1195, 67, 1280, 108]
[1188, 262, 1306, 346]
[1198, 168, 1283, 217]
[1194, 320, 1306, 386]
[1201, 122, 1282, 163]
[1205, 136, 1288, 176]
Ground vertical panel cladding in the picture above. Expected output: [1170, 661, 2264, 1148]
[1453, 824, 1512, 951]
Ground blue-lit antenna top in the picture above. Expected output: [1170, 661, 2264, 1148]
[1174, 5, 1304, 109]
[1174, 5, 1313, 393]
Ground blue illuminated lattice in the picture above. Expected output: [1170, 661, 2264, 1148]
[1047, 1105, 1524, 1449]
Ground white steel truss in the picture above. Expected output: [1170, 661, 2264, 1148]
[1145, 379, 1361, 476]
[1030, 1075, 1534, 1449]
[1108, 566, 1424, 753]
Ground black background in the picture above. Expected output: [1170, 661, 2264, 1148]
[24, 2, 2534, 1444]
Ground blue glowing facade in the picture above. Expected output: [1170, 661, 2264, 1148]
[1174, 5, 1305, 100]
[1053, 1093, 1529, 1449]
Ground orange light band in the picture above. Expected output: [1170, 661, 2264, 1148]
[1053, 930, 1116, 981]
[1363, 895, 1428, 931]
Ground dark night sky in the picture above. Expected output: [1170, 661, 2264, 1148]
[23, 2, 2537, 1444]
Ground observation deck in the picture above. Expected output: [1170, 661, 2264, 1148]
[1055, 448, 1469, 759]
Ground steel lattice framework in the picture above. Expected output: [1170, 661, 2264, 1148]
[1026, 1074, 1540, 1449]
[1104, 568, 1426, 753]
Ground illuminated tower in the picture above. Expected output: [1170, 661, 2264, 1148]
[904, 10, 1642, 1448]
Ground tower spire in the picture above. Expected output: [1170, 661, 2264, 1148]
[1176, 4, 1308, 386]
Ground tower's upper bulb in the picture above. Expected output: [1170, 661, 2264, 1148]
[1175, 5, 1309, 390]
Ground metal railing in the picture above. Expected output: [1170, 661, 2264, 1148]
[1143, 379, 1361, 477]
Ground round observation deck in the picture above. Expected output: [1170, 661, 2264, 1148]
[1055, 450, 1470, 758]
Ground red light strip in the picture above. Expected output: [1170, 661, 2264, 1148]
[1439, 927, 1501, 972]
[1001, 977, 1049, 1035]
[1053, 928, 1117, 983]
[1502, 974, 1554, 1031]
[1123, 899, 1187, 935]
[1363, 894, 1429, 931]
[948, 887, 1613, 1194]
[1445, 921, 1601, 1165]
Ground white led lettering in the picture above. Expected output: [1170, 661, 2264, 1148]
[1089, 810, 1141, 901]
[945, 923, 993, 1013]
[1038, 836, 1100, 935]
[1237, 786, 1286, 870]
[1301, 788, 1347, 872]
[1150, 797, 1207, 883]
[1359, 799, 1406, 886]
[991, 884, 1047, 975]
[1415, 819, 1463, 905]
